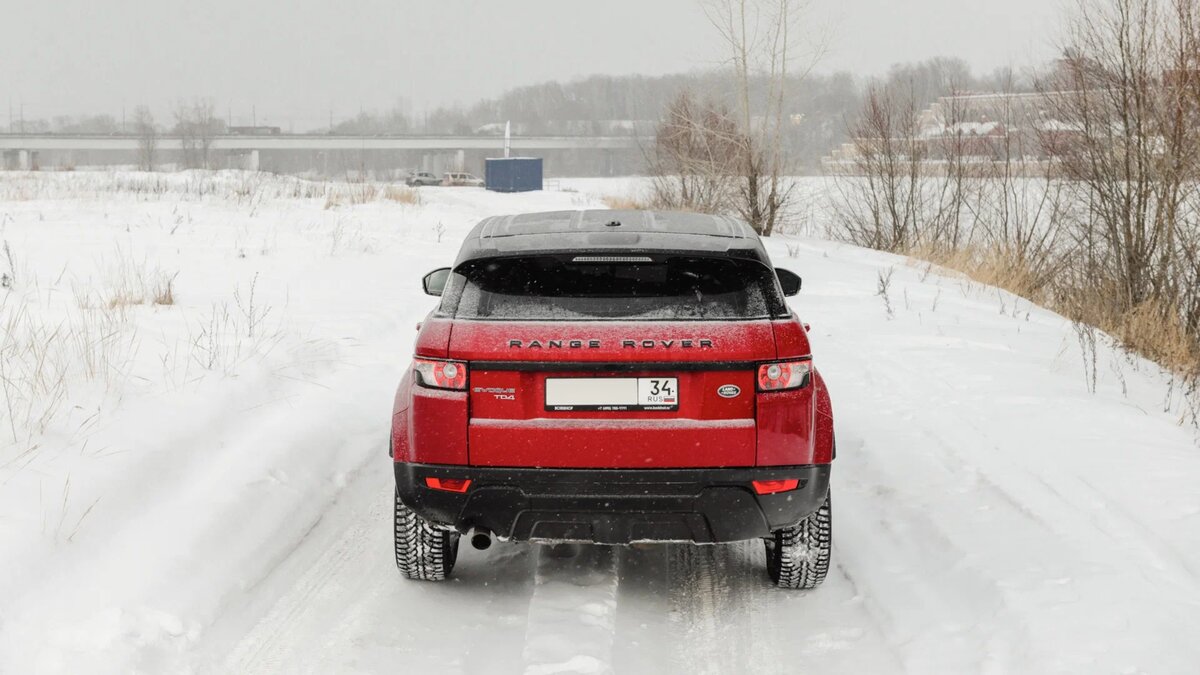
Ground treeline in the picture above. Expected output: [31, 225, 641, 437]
[13, 58, 1023, 173]
[350, 61, 1025, 171]
[5, 114, 122, 135]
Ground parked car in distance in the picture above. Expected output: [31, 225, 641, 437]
[442, 172, 485, 187]
[406, 171, 441, 187]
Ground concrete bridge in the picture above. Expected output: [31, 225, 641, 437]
[0, 133, 647, 173]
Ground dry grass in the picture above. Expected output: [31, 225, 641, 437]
[2, 247, 185, 448]
[1125, 302, 1198, 374]
[324, 183, 379, 210]
[76, 250, 178, 311]
[904, 245, 1046, 304]
[0, 171, 332, 203]
[905, 244, 1200, 378]
[601, 194, 655, 210]
[153, 277, 176, 306]
[106, 276, 175, 309]
[188, 299, 283, 376]
[382, 185, 421, 205]
[2, 264, 285, 452]
[1071, 296, 1199, 377]
[0, 296, 138, 447]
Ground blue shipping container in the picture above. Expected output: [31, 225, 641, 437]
[485, 157, 543, 193]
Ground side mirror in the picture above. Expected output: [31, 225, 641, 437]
[776, 268, 802, 297]
[422, 267, 452, 297]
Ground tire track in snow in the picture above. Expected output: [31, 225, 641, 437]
[218, 471, 384, 674]
[205, 466, 540, 674]
[521, 545, 620, 675]
[1071, 476, 1200, 585]
[879, 340, 1200, 608]
[827, 347, 1035, 671]
[665, 542, 785, 675]
[833, 392, 1048, 674]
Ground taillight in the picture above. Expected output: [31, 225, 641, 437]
[425, 477, 472, 493]
[752, 479, 800, 495]
[413, 358, 467, 390]
[756, 360, 812, 391]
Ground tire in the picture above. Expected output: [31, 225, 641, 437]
[764, 490, 832, 589]
[394, 489, 460, 581]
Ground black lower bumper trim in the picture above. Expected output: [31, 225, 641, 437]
[394, 463, 831, 545]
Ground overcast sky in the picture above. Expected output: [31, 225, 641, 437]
[1, 0, 1062, 129]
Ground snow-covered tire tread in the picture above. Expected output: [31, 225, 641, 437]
[765, 491, 832, 590]
[394, 490, 459, 581]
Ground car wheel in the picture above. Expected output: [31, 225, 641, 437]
[394, 489, 460, 581]
[764, 490, 831, 589]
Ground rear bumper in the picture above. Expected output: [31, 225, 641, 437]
[394, 462, 831, 545]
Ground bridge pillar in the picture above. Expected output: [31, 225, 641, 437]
[247, 149, 260, 172]
[18, 150, 31, 170]
[455, 150, 465, 171]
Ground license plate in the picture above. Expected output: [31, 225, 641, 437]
[545, 377, 679, 411]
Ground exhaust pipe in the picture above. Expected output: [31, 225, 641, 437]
[470, 527, 493, 550]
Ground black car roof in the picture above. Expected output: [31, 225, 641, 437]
[454, 210, 770, 266]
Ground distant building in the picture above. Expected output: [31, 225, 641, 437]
[824, 90, 1080, 175]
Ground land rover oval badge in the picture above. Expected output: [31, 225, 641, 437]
[717, 384, 741, 399]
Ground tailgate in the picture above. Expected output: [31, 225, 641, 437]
[457, 321, 772, 468]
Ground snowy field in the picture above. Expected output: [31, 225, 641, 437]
[1, 171, 1199, 674]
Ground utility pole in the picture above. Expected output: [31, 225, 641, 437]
[19, 103, 24, 134]
[252, 105, 256, 129]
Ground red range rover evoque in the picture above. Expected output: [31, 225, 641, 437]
[391, 210, 835, 589]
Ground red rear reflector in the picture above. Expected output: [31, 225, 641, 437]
[752, 479, 800, 495]
[424, 477, 472, 493]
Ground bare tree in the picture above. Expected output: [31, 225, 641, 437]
[647, 91, 744, 213]
[173, 99, 224, 169]
[173, 101, 197, 169]
[192, 100, 222, 169]
[829, 60, 1076, 311]
[831, 76, 975, 253]
[831, 86, 924, 251]
[1038, 0, 1200, 353]
[131, 105, 157, 171]
[701, 0, 821, 236]
[972, 75, 1066, 294]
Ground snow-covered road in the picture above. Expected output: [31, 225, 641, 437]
[2, 173, 1199, 674]
[194, 465, 899, 675]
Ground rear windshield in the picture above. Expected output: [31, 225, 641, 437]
[439, 255, 786, 321]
